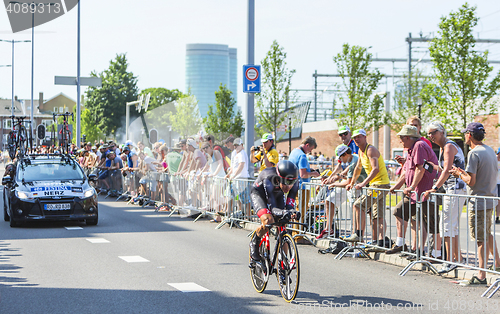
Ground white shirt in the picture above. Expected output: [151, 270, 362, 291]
[231, 149, 250, 178]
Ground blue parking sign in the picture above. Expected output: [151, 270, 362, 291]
[243, 65, 261, 93]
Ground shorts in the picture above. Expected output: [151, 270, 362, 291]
[353, 184, 390, 220]
[440, 188, 466, 237]
[469, 208, 493, 242]
[98, 170, 109, 180]
[139, 177, 158, 192]
[325, 187, 360, 207]
[393, 196, 440, 234]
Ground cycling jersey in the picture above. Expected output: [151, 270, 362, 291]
[250, 167, 299, 218]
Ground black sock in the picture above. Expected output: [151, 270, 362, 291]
[377, 239, 384, 247]
[355, 230, 363, 237]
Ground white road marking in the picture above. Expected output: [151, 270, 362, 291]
[86, 238, 110, 243]
[119, 256, 149, 263]
[168, 282, 210, 292]
[64, 226, 83, 230]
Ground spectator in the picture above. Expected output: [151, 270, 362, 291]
[166, 144, 183, 174]
[288, 136, 321, 226]
[395, 116, 432, 165]
[222, 136, 234, 167]
[121, 146, 140, 197]
[200, 141, 226, 178]
[138, 151, 160, 199]
[346, 129, 390, 251]
[225, 138, 251, 217]
[317, 144, 367, 239]
[328, 126, 360, 182]
[387, 125, 439, 255]
[175, 139, 191, 175]
[317, 152, 326, 162]
[449, 122, 500, 284]
[338, 126, 359, 154]
[181, 139, 206, 176]
[421, 121, 466, 274]
[204, 134, 230, 172]
[250, 133, 279, 173]
[137, 141, 154, 158]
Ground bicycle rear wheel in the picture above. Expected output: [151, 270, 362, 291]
[17, 126, 27, 156]
[277, 233, 300, 302]
[249, 232, 269, 293]
[7, 131, 16, 160]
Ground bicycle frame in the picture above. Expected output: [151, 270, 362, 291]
[261, 225, 287, 273]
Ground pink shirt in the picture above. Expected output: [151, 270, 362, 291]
[420, 136, 432, 148]
[403, 139, 438, 202]
[192, 149, 207, 169]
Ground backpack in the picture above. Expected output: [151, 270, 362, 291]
[213, 145, 230, 172]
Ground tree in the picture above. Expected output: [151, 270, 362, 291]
[141, 87, 186, 134]
[203, 84, 244, 141]
[81, 108, 104, 143]
[421, 3, 500, 135]
[85, 53, 139, 136]
[255, 40, 295, 138]
[333, 44, 384, 131]
[390, 70, 432, 131]
[167, 95, 201, 138]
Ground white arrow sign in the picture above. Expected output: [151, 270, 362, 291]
[247, 82, 256, 90]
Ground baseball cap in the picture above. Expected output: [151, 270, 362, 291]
[173, 143, 182, 150]
[224, 136, 235, 144]
[187, 139, 198, 149]
[338, 126, 350, 135]
[101, 144, 109, 149]
[234, 138, 243, 146]
[352, 129, 367, 137]
[335, 144, 349, 157]
[462, 122, 485, 134]
[125, 140, 133, 146]
[179, 139, 187, 145]
[261, 133, 273, 143]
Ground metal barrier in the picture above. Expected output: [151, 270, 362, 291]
[109, 169, 500, 296]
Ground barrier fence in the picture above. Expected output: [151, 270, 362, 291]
[93, 168, 500, 297]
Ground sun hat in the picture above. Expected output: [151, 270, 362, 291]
[397, 125, 419, 138]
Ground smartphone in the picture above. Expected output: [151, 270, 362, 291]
[423, 159, 434, 173]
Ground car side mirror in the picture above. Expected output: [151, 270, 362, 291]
[88, 174, 98, 182]
[2, 175, 12, 185]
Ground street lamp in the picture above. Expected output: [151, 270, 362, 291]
[0, 39, 31, 116]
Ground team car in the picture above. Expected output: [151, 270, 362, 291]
[2, 154, 98, 227]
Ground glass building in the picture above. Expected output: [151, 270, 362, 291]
[186, 44, 237, 118]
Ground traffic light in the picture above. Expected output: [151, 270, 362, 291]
[37, 124, 46, 140]
[82, 134, 87, 143]
[149, 129, 158, 144]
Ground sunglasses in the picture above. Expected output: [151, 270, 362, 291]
[427, 130, 439, 136]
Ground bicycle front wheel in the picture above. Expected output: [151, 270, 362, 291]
[277, 233, 300, 302]
[17, 126, 27, 156]
[249, 232, 269, 293]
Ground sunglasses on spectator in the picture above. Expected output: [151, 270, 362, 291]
[202, 146, 210, 150]
[339, 133, 348, 137]
[427, 130, 439, 136]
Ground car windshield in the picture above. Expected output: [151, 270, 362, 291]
[19, 162, 84, 182]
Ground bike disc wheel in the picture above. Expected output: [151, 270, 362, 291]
[249, 232, 269, 293]
[277, 233, 300, 302]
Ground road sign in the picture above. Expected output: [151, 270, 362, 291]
[243, 65, 261, 93]
[55, 76, 102, 87]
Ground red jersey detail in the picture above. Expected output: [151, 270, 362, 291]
[286, 197, 295, 207]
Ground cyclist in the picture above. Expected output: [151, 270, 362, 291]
[249, 160, 301, 262]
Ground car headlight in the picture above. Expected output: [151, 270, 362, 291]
[84, 188, 95, 198]
[16, 191, 33, 200]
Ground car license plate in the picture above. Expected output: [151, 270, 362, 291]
[45, 203, 71, 210]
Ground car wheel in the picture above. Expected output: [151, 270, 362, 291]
[86, 212, 98, 226]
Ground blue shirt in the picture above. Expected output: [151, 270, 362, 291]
[347, 139, 359, 155]
[288, 147, 311, 188]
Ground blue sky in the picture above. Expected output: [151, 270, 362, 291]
[0, 0, 499, 110]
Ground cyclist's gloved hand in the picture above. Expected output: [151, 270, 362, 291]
[292, 211, 301, 221]
[271, 207, 286, 217]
